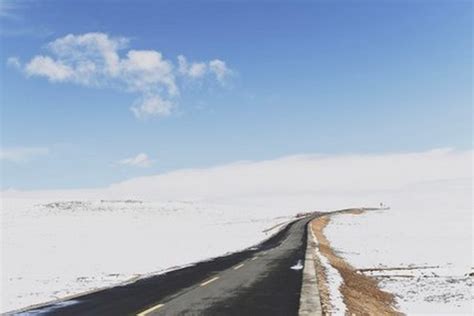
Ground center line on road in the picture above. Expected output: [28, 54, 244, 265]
[136, 303, 164, 316]
[233, 263, 245, 270]
[200, 276, 219, 287]
[251, 257, 258, 261]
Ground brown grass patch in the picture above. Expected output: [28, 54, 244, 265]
[311, 216, 332, 314]
[311, 213, 402, 315]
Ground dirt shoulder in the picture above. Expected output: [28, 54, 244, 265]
[311, 210, 402, 315]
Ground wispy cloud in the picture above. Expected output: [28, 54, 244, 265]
[0, 146, 49, 163]
[117, 153, 154, 168]
[0, 0, 22, 20]
[6, 56, 21, 68]
[9, 32, 233, 118]
[178, 55, 232, 82]
[0, 0, 53, 38]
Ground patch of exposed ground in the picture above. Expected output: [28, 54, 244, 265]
[311, 211, 402, 315]
[311, 216, 335, 313]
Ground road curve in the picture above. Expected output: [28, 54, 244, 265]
[15, 215, 319, 316]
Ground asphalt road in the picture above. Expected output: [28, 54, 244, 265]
[16, 215, 318, 316]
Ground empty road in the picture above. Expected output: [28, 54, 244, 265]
[15, 214, 318, 316]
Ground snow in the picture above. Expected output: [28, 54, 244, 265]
[311, 229, 347, 313]
[1, 199, 292, 312]
[290, 260, 304, 270]
[1, 148, 472, 313]
[324, 178, 473, 314]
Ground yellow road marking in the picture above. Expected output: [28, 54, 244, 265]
[200, 276, 219, 287]
[136, 303, 164, 316]
[233, 263, 245, 270]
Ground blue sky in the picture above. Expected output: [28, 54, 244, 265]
[0, 0, 472, 190]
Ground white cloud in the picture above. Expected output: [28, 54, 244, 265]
[188, 62, 207, 78]
[178, 55, 207, 79]
[177, 55, 188, 74]
[117, 153, 154, 168]
[25, 56, 74, 82]
[24, 33, 127, 86]
[209, 59, 232, 83]
[13, 32, 233, 118]
[121, 50, 177, 96]
[48, 32, 127, 77]
[178, 55, 231, 83]
[0, 147, 49, 163]
[131, 95, 174, 119]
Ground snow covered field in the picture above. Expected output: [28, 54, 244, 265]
[1, 198, 293, 312]
[324, 180, 473, 315]
[1, 148, 472, 313]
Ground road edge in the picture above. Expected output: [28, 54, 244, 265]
[298, 221, 323, 316]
